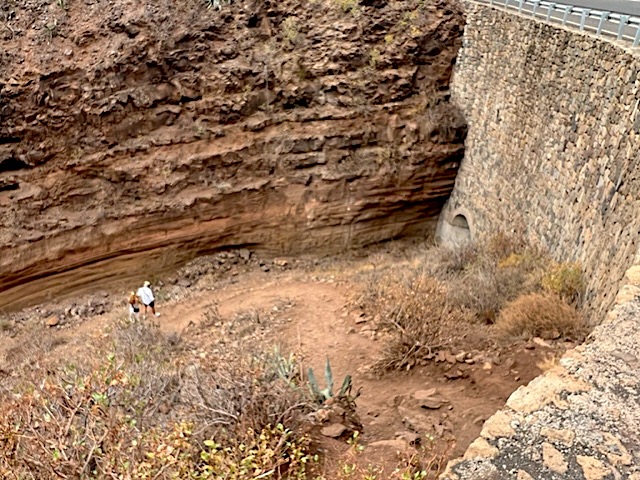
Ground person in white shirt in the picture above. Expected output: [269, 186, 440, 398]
[137, 281, 160, 318]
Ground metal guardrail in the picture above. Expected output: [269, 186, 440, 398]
[475, 0, 640, 46]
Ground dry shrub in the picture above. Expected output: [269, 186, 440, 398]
[180, 348, 312, 437]
[361, 233, 588, 374]
[434, 235, 550, 324]
[429, 233, 534, 280]
[0, 320, 314, 479]
[426, 243, 479, 279]
[201, 301, 222, 328]
[447, 260, 539, 325]
[0, 318, 12, 333]
[541, 262, 585, 306]
[495, 292, 587, 341]
[483, 232, 528, 261]
[360, 268, 465, 373]
[110, 320, 184, 425]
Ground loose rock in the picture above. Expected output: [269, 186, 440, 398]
[321, 423, 348, 438]
[576, 455, 610, 480]
[413, 389, 448, 409]
[542, 442, 568, 474]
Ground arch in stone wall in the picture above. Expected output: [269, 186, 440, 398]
[436, 206, 473, 246]
[451, 213, 470, 230]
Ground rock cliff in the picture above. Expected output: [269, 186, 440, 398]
[0, 0, 465, 309]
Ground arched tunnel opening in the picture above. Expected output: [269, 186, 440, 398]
[438, 211, 472, 246]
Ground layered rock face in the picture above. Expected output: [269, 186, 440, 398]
[0, 0, 465, 309]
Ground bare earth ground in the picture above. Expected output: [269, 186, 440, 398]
[0, 243, 572, 477]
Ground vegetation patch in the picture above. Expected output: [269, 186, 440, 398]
[358, 268, 466, 373]
[0, 320, 316, 479]
[356, 233, 587, 374]
[495, 292, 586, 341]
[541, 261, 585, 306]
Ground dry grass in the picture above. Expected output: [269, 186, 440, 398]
[495, 292, 587, 341]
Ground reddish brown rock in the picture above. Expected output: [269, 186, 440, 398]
[0, 0, 465, 310]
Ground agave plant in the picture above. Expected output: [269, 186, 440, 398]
[269, 346, 298, 387]
[307, 358, 352, 404]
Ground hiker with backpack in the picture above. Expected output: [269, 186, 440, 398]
[127, 291, 141, 321]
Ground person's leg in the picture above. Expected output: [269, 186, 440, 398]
[150, 300, 159, 316]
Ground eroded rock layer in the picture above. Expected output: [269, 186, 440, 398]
[0, 0, 465, 309]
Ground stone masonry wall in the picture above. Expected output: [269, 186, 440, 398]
[438, 2, 640, 321]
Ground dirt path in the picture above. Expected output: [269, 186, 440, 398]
[144, 266, 549, 466]
[0, 250, 560, 478]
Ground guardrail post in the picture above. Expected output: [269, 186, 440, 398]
[618, 15, 630, 40]
[518, 0, 525, 13]
[596, 12, 610, 36]
[532, 0, 541, 16]
[562, 6, 571, 26]
[546, 3, 556, 22]
[579, 9, 590, 31]
[634, 24, 640, 46]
